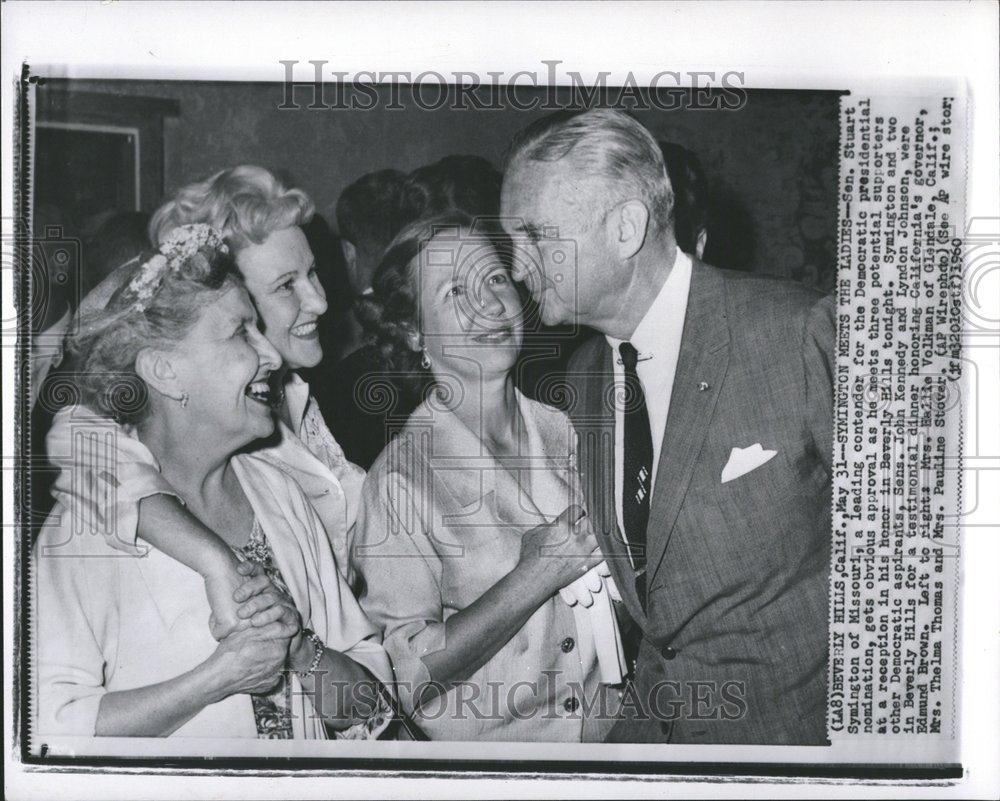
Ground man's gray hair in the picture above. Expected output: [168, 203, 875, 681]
[505, 108, 674, 231]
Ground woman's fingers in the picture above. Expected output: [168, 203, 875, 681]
[249, 604, 286, 628]
[251, 620, 287, 641]
[237, 591, 278, 619]
[253, 618, 299, 641]
[248, 594, 299, 628]
[208, 613, 251, 640]
[236, 560, 259, 577]
[233, 574, 270, 603]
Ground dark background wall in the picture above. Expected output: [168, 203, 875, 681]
[39, 80, 841, 291]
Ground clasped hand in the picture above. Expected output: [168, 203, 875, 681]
[207, 560, 301, 641]
[205, 561, 305, 697]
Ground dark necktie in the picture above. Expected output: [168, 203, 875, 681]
[619, 342, 652, 611]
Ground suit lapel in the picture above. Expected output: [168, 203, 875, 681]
[645, 259, 731, 586]
[575, 341, 647, 628]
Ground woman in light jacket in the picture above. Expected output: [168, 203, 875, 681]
[34, 228, 390, 741]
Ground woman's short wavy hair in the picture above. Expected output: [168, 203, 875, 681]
[149, 166, 315, 251]
[356, 210, 512, 401]
[64, 244, 241, 424]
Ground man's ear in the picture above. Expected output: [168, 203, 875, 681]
[134, 347, 184, 402]
[609, 199, 651, 260]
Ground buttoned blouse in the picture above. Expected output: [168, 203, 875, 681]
[351, 390, 620, 742]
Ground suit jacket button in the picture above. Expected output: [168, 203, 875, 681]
[563, 696, 579, 713]
[561, 637, 575, 653]
[661, 646, 678, 660]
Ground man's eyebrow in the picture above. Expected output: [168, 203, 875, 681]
[237, 310, 256, 327]
[220, 315, 244, 336]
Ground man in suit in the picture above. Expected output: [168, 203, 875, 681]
[499, 109, 834, 745]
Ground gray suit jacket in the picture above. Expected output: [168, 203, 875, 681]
[566, 259, 834, 745]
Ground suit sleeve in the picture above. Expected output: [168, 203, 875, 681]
[802, 294, 836, 476]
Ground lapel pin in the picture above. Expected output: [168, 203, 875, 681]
[698, 381, 710, 392]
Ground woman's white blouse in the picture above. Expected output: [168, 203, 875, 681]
[352, 390, 621, 742]
[33, 449, 392, 740]
[283, 373, 366, 574]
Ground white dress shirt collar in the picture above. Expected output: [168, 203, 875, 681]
[605, 247, 692, 359]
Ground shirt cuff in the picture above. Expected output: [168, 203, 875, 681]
[384, 622, 445, 717]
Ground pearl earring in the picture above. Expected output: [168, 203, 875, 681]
[180, 392, 189, 408]
[420, 350, 431, 370]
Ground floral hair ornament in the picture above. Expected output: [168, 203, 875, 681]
[126, 224, 229, 312]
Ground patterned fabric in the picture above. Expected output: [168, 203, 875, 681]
[284, 376, 368, 582]
[240, 518, 394, 741]
[300, 394, 366, 486]
[240, 519, 294, 740]
[334, 683, 395, 741]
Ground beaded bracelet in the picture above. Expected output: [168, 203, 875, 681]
[294, 627, 325, 678]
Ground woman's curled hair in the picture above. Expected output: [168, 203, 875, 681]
[65, 238, 241, 424]
[149, 165, 314, 251]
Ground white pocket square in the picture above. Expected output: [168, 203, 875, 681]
[721, 443, 777, 483]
